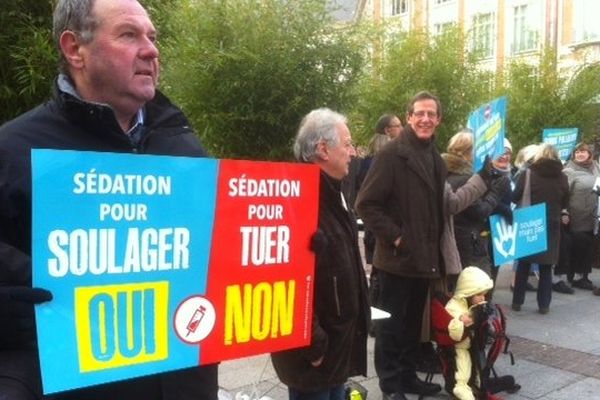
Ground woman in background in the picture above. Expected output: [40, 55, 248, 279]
[443, 130, 509, 277]
[562, 143, 600, 291]
[511, 144, 569, 314]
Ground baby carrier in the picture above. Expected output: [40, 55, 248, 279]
[424, 292, 520, 400]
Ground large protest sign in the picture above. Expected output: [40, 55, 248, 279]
[542, 128, 578, 161]
[490, 203, 547, 266]
[32, 149, 319, 394]
[468, 96, 507, 172]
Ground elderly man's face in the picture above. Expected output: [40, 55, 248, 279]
[325, 123, 356, 180]
[73, 0, 159, 118]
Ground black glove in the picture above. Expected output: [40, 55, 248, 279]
[310, 229, 328, 254]
[497, 206, 513, 225]
[490, 175, 511, 198]
[0, 286, 53, 348]
[0, 286, 53, 304]
[477, 155, 499, 187]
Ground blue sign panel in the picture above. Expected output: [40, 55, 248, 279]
[32, 149, 218, 393]
[542, 128, 578, 161]
[468, 96, 507, 172]
[32, 149, 320, 394]
[490, 203, 547, 266]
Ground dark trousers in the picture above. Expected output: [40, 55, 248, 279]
[570, 231, 595, 276]
[374, 270, 429, 393]
[512, 262, 552, 309]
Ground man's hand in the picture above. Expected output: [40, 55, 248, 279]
[0, 286, 53, 347]
[310, 230, 328, 254]
[0, 286, 53, 304]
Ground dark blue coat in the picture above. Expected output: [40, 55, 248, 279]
[0, 80, 217, 399]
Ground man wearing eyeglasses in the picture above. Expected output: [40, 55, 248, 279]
[355, 91, 490, 400]
[374, 114, 403, 139]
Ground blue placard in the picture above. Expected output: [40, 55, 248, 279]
[32, 149, 321, 395]
[32, 149, 219, 393]
[542, 128, 578, 161]
[468, 96, 507, 172]
[490, 203, 548, 266]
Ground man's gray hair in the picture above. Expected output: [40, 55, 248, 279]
[53, 0, 99, 74]
[293, 108, 347, 162]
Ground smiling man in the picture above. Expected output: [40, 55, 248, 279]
[0, 0, 217, 399]
[356, 91, 490, 400]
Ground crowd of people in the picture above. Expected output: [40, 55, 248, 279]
[1, 1, 599, 400]
[341, 109, 599, 400]
[335, 102, 600, 400]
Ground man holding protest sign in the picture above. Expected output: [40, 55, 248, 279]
[271, 108, 370, 400]
[0, 0, 217, 398]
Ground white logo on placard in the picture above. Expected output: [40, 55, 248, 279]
[493, 218, 518, 258]
[174, 296, 216, 344]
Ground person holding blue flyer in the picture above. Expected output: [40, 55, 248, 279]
[0, 0, 218, 398]
[511, 144, 569, 315]
[443, 130, 511, 278]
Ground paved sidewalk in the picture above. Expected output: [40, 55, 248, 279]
[218, 266, 600, 400]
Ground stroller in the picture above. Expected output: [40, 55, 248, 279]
[423, 293, 521, 400]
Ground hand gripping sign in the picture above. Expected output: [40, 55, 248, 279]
[32, 150, 319, 394]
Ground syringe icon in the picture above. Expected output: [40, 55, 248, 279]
[186, 305, 207, 337]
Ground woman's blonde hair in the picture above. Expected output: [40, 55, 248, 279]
[533, 143, 560, 163]
[514, 144, 539, 169]
[446, 130, 473, 159]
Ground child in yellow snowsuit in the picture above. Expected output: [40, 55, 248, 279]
[445, 266, 494, 400]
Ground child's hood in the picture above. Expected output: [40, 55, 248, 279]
[453, 266, 493, 299]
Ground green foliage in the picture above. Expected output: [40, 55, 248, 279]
[160, 0, 367, 160]
[0, 0, 56, 124]
[4, 1, 599, 160]
[502, 48, 600, 152]
[352, 26, 494, 148]
[142, 0, 179, 42]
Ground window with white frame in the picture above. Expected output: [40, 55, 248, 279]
[574, 0, 600, 43]
[471, 12, 495, 58]
[391, 0, 408, 16]
[512, 4, 537, 53]
[433, 21, 453, 36]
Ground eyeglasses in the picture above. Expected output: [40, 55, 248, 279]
[411, 111, 438, 119]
